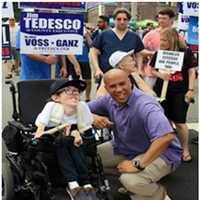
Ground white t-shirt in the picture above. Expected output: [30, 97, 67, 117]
[35, 101, 93, 129]
[9, 25, 18, 47]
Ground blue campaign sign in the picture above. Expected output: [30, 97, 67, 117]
[187, 16, 199, 45]
[19, 2, 86, 11]
[2, 24, 11, 60]
[20, 12, 84, 55]
[179, 2, 199, 16]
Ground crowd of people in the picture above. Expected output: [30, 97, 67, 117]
[4, 6, 198, 200]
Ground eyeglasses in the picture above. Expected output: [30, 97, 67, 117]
[64, 87, 80, 95]
[116, 18, 128, 21]
[57, 87, 80, 95]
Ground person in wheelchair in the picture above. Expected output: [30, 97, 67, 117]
[34, 79, 97, 200]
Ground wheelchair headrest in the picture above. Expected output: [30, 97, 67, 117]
[17, 80, 55, 125]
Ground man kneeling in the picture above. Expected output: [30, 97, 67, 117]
[88, 69, 182, 200]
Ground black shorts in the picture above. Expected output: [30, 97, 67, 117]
[11, 47, 19, 60]
[161, 92, 189, 123]
[69, 62, 91, 80]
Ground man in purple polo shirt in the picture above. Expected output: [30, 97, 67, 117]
[88, 69, 182, 200]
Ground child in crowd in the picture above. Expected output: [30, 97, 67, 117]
[35, 79, 97, 200]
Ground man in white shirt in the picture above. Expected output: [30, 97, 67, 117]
[8, 17, 20, 76]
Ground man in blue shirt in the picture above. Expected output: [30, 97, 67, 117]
[88, 69, 182, 200]
[90, 8, 144, 79]
[92, 15, 110, 40]
[16, 30, 63, 80]
[75, 29, 92, 101]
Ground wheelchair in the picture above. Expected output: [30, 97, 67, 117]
[2, 80, 114, 200]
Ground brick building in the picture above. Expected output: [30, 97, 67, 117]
[87, 2, 178, 27]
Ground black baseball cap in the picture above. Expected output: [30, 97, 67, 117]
[50, 79, 87, 96]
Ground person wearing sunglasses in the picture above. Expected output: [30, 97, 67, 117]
[90, 7, 144, 81]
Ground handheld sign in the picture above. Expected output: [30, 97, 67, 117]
[2, 2, 14, 18]
[179, 2, 199, 17]
[20, 12, 84, 55]
[51, 64, 56, 79]
[187, 16, 199, 45]
[2, 24, 11, 60]
[155, 50, 184, 72]
[19, 2, 86, 11]
[155, 50, 184, 101]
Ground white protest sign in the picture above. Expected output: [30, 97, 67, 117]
[155, 50, 184, 101]
[155, 50, 184, 72]
[20, 12, 84, 55]
[2, 2, 14, 18]
[2, 24, 11, 60]
[182, 2, 199, 16]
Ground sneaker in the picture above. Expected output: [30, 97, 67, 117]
[67, 186, 82, 197]
[161, 184, 172, 200]
[83, 186, 97, 193]
[164, 195, 172, 200]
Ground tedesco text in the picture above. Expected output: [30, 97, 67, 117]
[24, 14, 81, 30]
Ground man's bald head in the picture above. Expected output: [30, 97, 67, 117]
[103, 69, 129, 84]
[103, 69, 132, 105]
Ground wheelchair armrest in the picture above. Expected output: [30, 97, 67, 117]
[8, 120, 36, 132]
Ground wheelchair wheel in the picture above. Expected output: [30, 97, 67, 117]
[2, 140, 14, 200]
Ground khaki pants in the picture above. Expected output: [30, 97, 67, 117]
[98, 141, 172, 200]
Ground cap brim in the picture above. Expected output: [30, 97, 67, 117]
[62, 80, 87, 92]
[114, 49, 135, 67]
[127, 49, 135, 56]
[50, 79, 87, 96]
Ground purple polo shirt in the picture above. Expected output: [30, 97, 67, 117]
[88, 87, 182, 171]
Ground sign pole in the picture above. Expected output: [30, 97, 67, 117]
[159, 69, 170, 101]
[160, 80, 169, 102]
[51, 64, 56, 79]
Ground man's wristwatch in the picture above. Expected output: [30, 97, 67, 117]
[132, 160, 145, 171]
